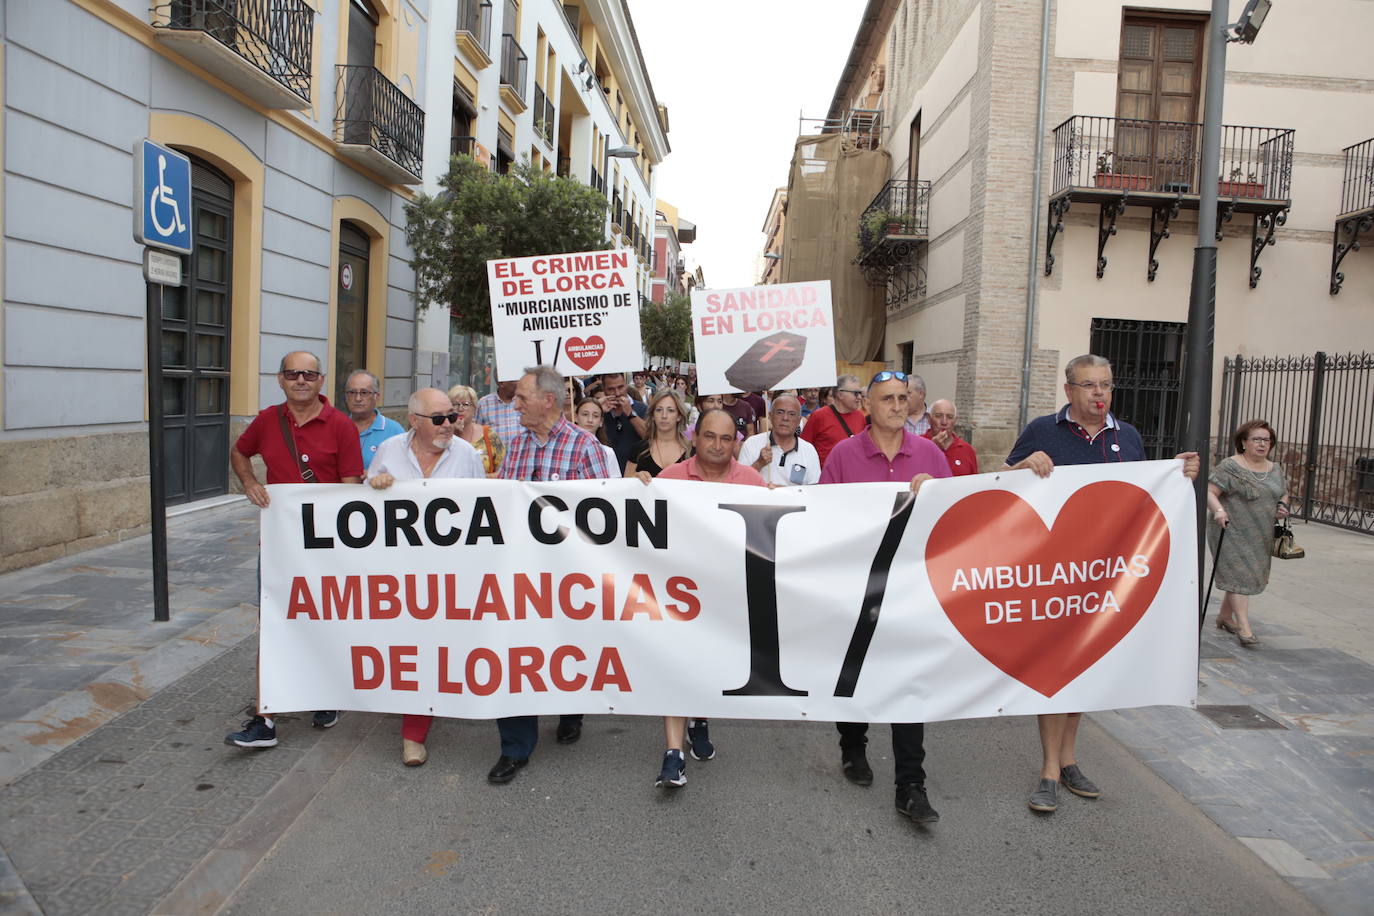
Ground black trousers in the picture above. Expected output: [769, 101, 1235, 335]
[837, 721, 927, 787]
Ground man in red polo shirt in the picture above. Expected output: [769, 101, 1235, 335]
[225, 350, 363, 750]
[922, 398, 978, 476]
[800, 373, 866, 465]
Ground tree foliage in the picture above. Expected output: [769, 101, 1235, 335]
[404, 157, 609, 335]
[639, 291, 694, 363]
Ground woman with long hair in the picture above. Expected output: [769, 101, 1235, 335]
[1207, 419, 1290, 647]
[448, 384, 504, 477]
[625, 388, 691, 478]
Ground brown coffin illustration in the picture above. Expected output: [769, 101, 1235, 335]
[723, 331, 807, 392]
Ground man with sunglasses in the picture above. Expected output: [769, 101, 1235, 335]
[738, 394, 820, 486]
[800, 373, 866, 465]
[487, 364, 614, 785]
[819, 369, 951, 825]
[226, 351, 363, 749]
[366, 388, 484, 767]
[344, 370, 403, 470]
[1005, 353, 1199, 814]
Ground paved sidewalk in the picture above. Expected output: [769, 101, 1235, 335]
[0, 505, 1369, 914]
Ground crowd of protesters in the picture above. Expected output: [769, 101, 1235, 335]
[227, 351, 1277, 824]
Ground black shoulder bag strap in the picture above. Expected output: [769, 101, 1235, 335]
[830, 404, 855, 438]
[277, 406, 317, 482]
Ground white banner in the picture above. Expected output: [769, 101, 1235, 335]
[689, 280, 836, 393]
[259, 461, 1198, 722]
[486, 249, 640, 382]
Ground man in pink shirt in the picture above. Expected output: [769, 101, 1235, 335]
[652, 409, 763, 787]
[818, 370, 951, 825]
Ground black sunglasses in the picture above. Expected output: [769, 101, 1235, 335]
[281, 369, 322, 381]
[414, 412, 459, 426]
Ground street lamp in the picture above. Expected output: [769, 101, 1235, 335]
[1229, 0, 1271, 43]
[763, 252, 782, 261]
[608, 145, 639, 159]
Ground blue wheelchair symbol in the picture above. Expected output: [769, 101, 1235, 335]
[135, 140, 193, 254]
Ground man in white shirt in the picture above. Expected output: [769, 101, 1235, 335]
[738, 394, 821, 486]
[367, 387, 484, 767]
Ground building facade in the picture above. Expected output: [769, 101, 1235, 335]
[416, 0, 670, 388]
[651, 198, 695, 303]
[1, 0, 432, 571]
[785, 0, 1374, 468]
[758, 187, 786, 284]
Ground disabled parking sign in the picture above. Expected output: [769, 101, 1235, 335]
[133, 139, 193, 254]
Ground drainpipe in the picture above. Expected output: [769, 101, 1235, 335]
[1017, 0, 1053, 428]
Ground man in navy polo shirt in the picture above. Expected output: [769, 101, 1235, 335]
[1005, 353, 1198, 814]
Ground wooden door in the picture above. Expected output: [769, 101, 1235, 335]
[1115, 17, 1203, 190]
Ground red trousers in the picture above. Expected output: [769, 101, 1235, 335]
[402, 714, 432, 743]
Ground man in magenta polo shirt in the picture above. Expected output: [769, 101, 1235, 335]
[225, 349, 363, 751]
[819, 369, 950, 825]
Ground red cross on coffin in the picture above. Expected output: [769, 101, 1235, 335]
[724, 331, 807, 392]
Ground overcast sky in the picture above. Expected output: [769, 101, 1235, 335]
[626, 0, 868, 289]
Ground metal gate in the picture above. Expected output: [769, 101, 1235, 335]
[1217, 351, 1374, 533]
[1089, 318, 1186, 460]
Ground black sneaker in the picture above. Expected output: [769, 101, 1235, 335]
[655, 749, 686, 788]
[841, 748, 873, 786]
[686, 719, 715, 761]
[312, 710, 339, 728]
[225, 715, 277, 749]
[896, 783, 939, 823]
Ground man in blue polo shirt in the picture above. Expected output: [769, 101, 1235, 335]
[1005, 353, 1198, 815]
[344, 370, 403, 469]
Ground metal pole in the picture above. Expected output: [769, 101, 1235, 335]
[1186, 0, 1230, 627]
[147, 280, 171, 622]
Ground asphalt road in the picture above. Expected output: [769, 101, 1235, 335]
[218, 710, 1314, 915]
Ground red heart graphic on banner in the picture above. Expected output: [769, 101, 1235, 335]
[565, 336, 606, 372]
[925, 481, 1170, 697]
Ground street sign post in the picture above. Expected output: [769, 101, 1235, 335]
[135, 139, 192, 622]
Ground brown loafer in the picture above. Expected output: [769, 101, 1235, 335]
[402, 739, 427, 767]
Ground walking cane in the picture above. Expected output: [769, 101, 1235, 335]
[1201, 526, 1226, 628]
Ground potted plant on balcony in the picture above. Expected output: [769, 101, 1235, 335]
[1218, 166, 1264, 199]
[1092, 151, 1152, 191]
[860, 207, 907, 243]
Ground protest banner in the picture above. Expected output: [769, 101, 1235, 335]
[689, 280, 836, 393]
[486, 249, 640, 381]
[258, 461, 1198, 723]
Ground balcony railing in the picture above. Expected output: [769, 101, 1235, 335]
[543, 93, 556, 146]
[856, 179, 930, 264]
[334, 65, 424, 182]
[456, 0, 491, 56]
[532, 84, 554, 144]
[1332, 137, 1374, 295]
[451, 135, 476, 158]
[154, 0, 313, 106]
[1051, 115, 1295, 201]
[1340, 137, 1374, 217]
[1047, 115, 1295, 286]
[499, 33, 528, 103]
[611, 191, 623, 230]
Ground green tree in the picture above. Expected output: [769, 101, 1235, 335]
[404, 156, 609, 336]
[639, 291, 694, 363]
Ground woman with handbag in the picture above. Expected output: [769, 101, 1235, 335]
[1207, 419, 1290, 647]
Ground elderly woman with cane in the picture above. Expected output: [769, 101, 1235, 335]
[1206, 420, 1290, 648]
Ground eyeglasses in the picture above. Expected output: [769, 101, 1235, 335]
[870, 370, 910, 385]
[345, 388, 377, 398]
[1068, 380, 1114, 392]
[838, 388, 863, 397]
[451, 401, 475, 410]
[281, 369, 322, 381]
[414, 412, 459, 426]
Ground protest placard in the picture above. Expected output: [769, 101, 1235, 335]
[487, 249, 640, 381]
[258, 461, 1198, 722]
[689, 280, 836, 393]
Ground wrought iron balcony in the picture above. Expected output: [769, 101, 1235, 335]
[450, 135, 476, 158]
[532, 85, 555, 145]
[856, 179, 930, 311]
[1046, 115, 1295, 286]
[1332, 137, 1374, 295]
[455, 0, 492, 69]
[611, 191, 623, 231]
[152, 0, 313, 109]
[499, 34, 528, 112]
[334, 65, 425, 184]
